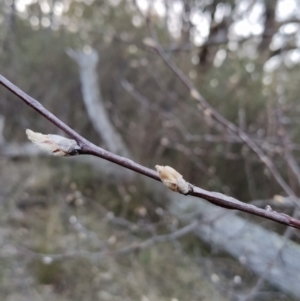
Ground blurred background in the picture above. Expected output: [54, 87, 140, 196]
[1, 0, 300, 300]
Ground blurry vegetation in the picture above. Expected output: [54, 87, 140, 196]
[2, 0, 300, 203]
[0, 160, 237, 301]
[1, 0, 300, 300]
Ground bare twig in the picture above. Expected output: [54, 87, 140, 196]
[1, 74, 300, 229]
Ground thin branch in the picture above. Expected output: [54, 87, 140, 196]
[277, 106, 300, 189]
[1, 74, 300, 229]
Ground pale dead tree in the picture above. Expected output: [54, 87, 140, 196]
[0, 49, 133, 177]
[66, 48, 130, 158]
[65, 47, 135, 180]
[170, 193, 300, 299]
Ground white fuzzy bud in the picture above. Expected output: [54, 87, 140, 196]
[26, 129, 80, 156]
[155, 165, 191, 195]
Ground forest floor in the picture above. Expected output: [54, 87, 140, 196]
[0, 158, 292, 301]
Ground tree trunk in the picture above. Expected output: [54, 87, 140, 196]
[67, 48, 131, 158]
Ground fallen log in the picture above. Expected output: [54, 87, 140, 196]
[170, 194, 300, 299]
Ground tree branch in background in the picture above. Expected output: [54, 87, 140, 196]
[144, 24, 300, 207]
[1, 74, 300, 229]
[277, 106, 300, 188]
[22, 220, 198, 262]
